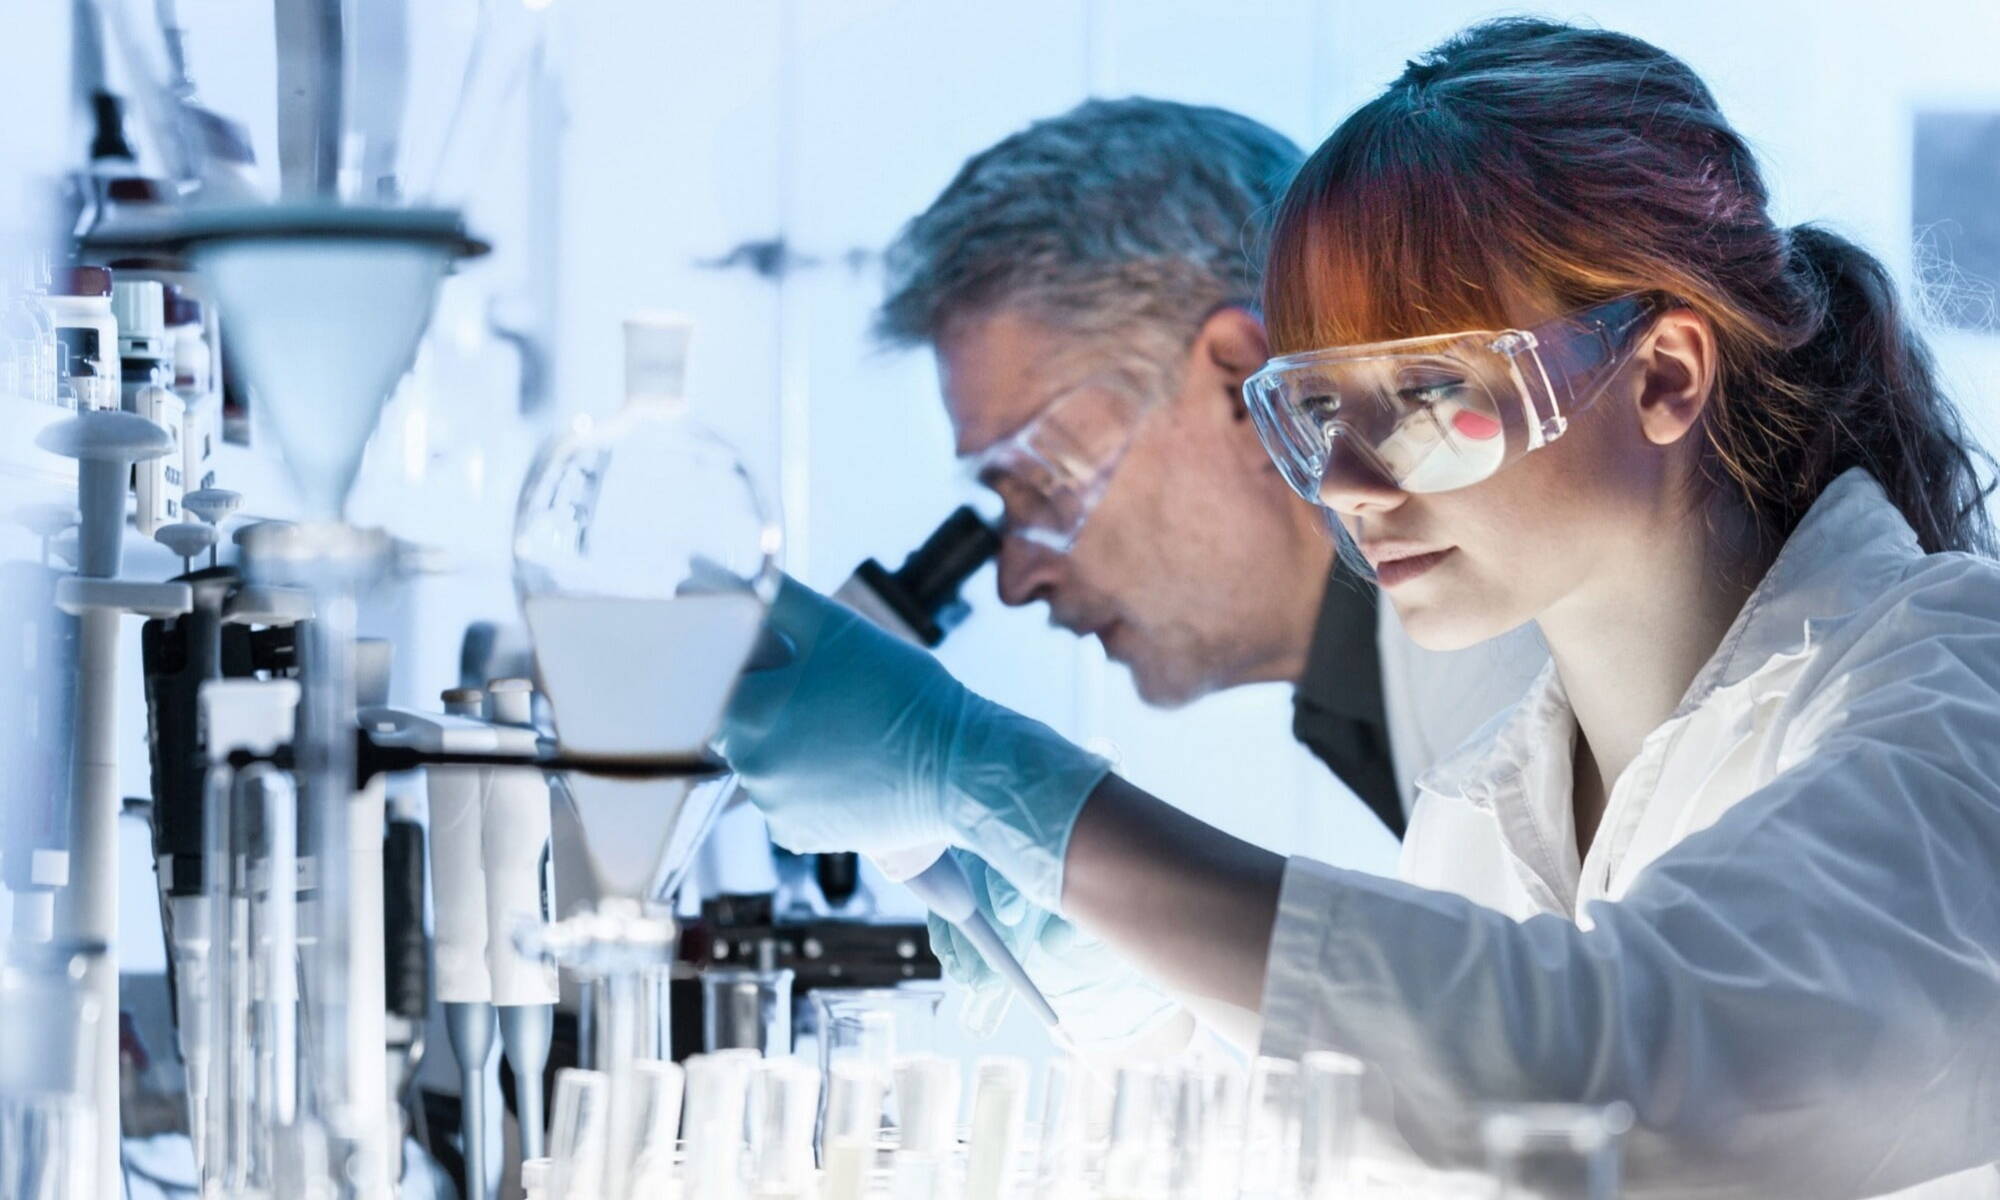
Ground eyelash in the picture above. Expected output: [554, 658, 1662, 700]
[1396, 380, 1465, 407]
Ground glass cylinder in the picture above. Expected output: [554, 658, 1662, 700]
[1482, 1103, 1633, 1200]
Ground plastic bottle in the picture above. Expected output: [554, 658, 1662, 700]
[113, 279, 184, 534]
[47, 266, 120, 411]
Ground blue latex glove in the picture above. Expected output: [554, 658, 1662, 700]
[928, 851, 1180, 1047]
[718, 576, 1112, 911]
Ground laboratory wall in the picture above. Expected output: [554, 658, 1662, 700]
[542, 0, 2000, 886]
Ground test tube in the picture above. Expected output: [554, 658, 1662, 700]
[1481, 1102, 1634, 1200]
[1040, 1056, 1104, 1192]
[821, 1060, 888, 1200]
[1236, 1057, 1304, 1200]
[548, 1068, 611, 1200]
[748, 1059, 821, 1200]
[964, 1057, 1029, 1200]
[890, 1055, 962, 1200]
[625, 1059, 686, 1200]
[1299, 1052, 1365, 1198]
[1102, 1064, 1161, 1200]
[684, 1050, 760, 1200]
[1167, 1066, 1228, 1200]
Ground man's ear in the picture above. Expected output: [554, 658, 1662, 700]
[1194, 306, 1270, 421]
[1636, 309, 1718, 447]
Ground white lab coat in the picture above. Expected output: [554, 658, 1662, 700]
[1258, 469, 2000, 1199]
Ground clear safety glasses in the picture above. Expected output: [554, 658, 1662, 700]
[961, 378, 1156, 552]
[1243, 295, 1660, 503]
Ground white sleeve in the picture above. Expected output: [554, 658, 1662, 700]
[1261, 586, 2000, 1198]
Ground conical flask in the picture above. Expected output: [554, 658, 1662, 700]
[514, 313, 779, 906]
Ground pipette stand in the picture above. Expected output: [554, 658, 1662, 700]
[39, 408, 193, 1200]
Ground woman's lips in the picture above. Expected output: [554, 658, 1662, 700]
[1373, 547, 1454, 588]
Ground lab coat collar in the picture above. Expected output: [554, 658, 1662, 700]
[1416, 468, 1918, 817]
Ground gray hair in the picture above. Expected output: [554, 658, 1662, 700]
[876, 97, 1304, 382]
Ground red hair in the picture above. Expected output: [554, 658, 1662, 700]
[1265, 19, 1994, 555]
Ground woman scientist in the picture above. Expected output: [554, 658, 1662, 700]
[718, 19, 2000, 1197]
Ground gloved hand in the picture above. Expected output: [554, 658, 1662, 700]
[929, 851, 1181, 1048]
[718, 576, 1112, 910]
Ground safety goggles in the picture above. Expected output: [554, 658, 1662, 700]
[960, 378, 1156, 553]
[1243, 295, 1660, 502]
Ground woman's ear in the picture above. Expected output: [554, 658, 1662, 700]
[1195, 306, 1271, 421]
[1636, 309, 1718, 447]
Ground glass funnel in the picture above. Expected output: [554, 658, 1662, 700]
[514, 313, 779, 905]
[515, 312, 777, 1199]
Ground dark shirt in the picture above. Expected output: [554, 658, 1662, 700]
[1292, 567, 1404, 838]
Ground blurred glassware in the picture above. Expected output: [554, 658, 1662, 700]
[809, 986, 944, 1154]
[701, 966, 795, 1057]
[1299, 1051, 1365, 1199]
[1482, 1102, 1633, 1200]
[1237, 1056, 1304, 1200]
[547, 1067, 611, 1200]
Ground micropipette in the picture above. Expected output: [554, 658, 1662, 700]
[875, 846, 1063, 1029]
[484, 678, 559, 1163]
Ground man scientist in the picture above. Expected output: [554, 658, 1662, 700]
[865, 97, 1544, 1038]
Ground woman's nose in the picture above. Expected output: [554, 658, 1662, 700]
[1316, 434, 1409, 519]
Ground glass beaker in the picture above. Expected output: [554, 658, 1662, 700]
[702, 966, 795, 1056]
[1482, 1103, 1634, 1200]
[809, 986, 944, 1153]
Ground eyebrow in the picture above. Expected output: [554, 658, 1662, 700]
[958, 378, 1087, 461]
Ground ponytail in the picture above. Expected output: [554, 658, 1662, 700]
[1772, 225, 1995, 555]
